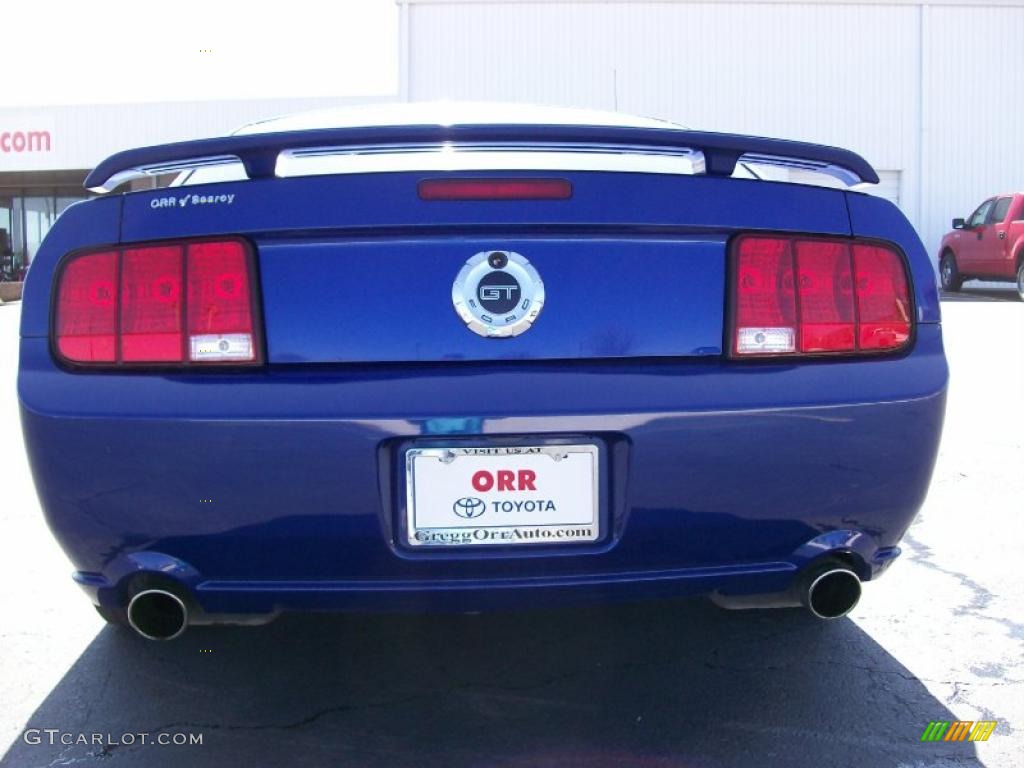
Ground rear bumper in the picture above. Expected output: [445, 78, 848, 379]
[72, 556, 857, 617]
[18, 326, 947, 615]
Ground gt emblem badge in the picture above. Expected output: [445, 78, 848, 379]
[452, 250, 545, 337]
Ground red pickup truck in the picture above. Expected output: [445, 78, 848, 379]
[939, 194, 1024, 299]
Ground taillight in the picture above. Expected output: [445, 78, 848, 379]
[731, 234, 911, 358]
[851, 243, 912, 351]
[54, 238, 261, 367]
[55, 251, 118, 363]
[186, 242, 257, 362]
[120, 245, 183, 362]
[418, 178, 572, 201]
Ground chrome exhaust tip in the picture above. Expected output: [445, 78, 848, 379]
[802, 567, 862, 620]
[127, 589, 188, 640]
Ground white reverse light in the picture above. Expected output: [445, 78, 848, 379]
[189, 333, 254, 362]
[736, 327, 795, 355]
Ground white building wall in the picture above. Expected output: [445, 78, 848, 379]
[0, 96, 387, 175]
[923, 4, 1024, 249]
[402, 0, 1024, 259]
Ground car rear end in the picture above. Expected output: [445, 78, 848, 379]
[17, 108, 947, 637]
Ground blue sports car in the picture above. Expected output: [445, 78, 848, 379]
[17, 105, 947, 640]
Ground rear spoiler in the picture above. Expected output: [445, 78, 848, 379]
[84, 123, 879, 193]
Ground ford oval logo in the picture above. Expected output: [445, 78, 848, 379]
[452, 497, 486, 519]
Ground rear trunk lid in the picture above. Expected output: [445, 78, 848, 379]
[117, 171, 852, 364]
[258, 234, 727, 363]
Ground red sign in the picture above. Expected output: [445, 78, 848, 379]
[0, 129, 52, 154]
[471, 469, 538, 492]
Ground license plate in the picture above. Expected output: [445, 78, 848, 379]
[405, 444, 600, 547]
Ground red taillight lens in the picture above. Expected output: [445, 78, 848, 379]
[852, 243, 912, 351]
[54, 238, 261, 367]
[794, 240, 855, 353]
[734, 237, 797, 354]
[186, 241, 257, 362]
[120, 245, 183, 362]
[55, 251, 118, 363]
[418, 178, 572, 201]
[731, 234, 911, 358]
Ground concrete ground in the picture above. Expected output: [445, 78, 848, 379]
[1, 284, 1021, 768]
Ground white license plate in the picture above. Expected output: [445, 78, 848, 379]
[405, 444, 600, 547]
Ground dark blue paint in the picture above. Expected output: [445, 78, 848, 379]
[119, 172, 852, 247]
[259, 236, 725, 362]
[18, 156, 947, 619]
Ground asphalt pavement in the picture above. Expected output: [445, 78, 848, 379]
[1, 289, 1021, 768]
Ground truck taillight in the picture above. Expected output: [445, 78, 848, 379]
[730, 234, 911, 358]
[54, 238, 262, 367]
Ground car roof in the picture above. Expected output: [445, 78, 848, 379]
[232, 101, 685, 136]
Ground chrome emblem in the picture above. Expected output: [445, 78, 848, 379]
[452, 250, 545, 337]
[452, 497, 486, 519]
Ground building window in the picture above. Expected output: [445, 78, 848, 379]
[0, 188, 87, 281]
[0, 196, 13, 280]
[24, 196, 56, 267]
